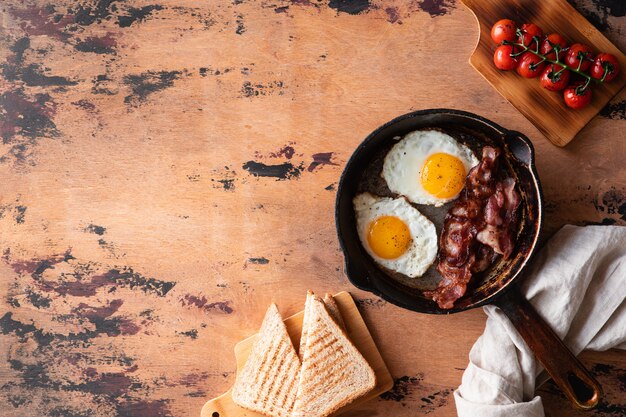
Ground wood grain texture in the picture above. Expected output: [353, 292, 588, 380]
[0, 1, 624, 417]
[462, 0, 626, 147]
[200, 291, 393, 417]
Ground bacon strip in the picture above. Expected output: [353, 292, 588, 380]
[425, 147, 521, 309]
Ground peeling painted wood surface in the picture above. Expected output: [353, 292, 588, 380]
[0, 1, 624, 417]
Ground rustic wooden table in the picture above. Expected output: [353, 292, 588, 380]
[1, 1, 624, 417]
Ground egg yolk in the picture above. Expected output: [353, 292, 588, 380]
[420, 153, 467, 198]
[367, 216, 411, 259]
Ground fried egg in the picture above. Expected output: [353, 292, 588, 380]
[382, 130, 479, 206]
[353, 193, 437, 278]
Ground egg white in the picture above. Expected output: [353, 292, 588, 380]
[382, 130, 479, 207]
[353, 193, 437, 278]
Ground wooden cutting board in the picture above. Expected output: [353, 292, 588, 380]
[200, 291, 393, 417]
[461, 0, 626, 147]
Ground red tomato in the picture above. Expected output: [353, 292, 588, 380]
[518, 23, 544, 47]
[564, 85, 592, 110]
[540, 33, 568, 60]
[493, 45, 519, 70]
[540, 64, 570, 91]
[516, 52, 545, 78]
[590, 53, 620, 82]
[565, 43, 594, 72]
[491, 19, 517, 44]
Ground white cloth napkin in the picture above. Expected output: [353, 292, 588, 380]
[455, 225, 626, 417]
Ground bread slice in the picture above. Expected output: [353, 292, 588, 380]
[299, 292, 346, 360]
[292, 294, 376, 417]
[323, 293, 346, 330]
[232, 303, 301, 417]
[298, 292, 315, 361]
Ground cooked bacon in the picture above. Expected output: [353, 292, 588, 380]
[484, 195, 503, 226]
[433, 260, 474, 309]
[425, 146, 521, 309]
[476, 225, 508, 255]
[440, 218, 473, 265]
[472, 245, 498, 273]
[502, 178, 520, 226]
[450, 198, 482, 219]
[468, 147, 498, 198]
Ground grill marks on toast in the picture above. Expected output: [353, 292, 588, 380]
[257, 337, 286, 404]
[301, 354, 345, 392]
[308, 338, 343, 362]
[292, 294, 376, 417]
[251, 335, 276, 389]
[305, 367, 351, 405]
[304, 330, 339, 364]
[275, 353, 299, 411]
[299, 293, 344, 360]
[264, 338, 290, 405]
[232, 294, 376, 417]
[299, 329, 346, 393]
[232, 303, 301, 417]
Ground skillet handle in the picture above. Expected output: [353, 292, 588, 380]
[494, 286, 602, 409]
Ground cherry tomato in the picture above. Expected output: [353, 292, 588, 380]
[540, 33, 568, 60]
[565, 43, 594, 72]
[518, 23, 544, 47]
[564, 84, 592, 110]
[493, 45, 519, 70]
[516, 52, 545, 78]
[540, 64, 570, 91]
[491, 19, 517, 44]
[590, 53, 620, 82]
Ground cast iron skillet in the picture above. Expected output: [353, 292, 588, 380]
[335, 109, 601, 409]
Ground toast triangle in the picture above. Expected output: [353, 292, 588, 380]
[292, 294, 376, 417]
[232, 303, 301, 417]
[298, 291, 315, 361]
[323, 292, 346, 330]
[299, 292, 346, 361]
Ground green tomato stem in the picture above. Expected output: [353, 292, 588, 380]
[599, 62, 611, 83]
[575, 77, 591, 95]
[504, 29, 604, 92]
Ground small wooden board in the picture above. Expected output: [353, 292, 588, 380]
[462, 0, 626, 147]
[200, 292, 393, 417]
